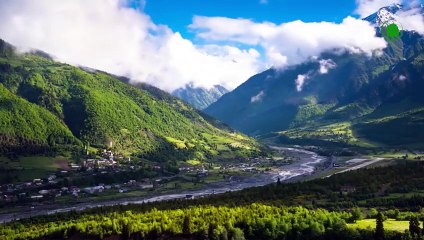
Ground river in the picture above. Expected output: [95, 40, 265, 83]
[0, 146, 326, 223]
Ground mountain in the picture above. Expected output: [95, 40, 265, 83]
[364, 3, 424, 27]
[0, 39, 262, 162]
[172, 84, 228, 110]
[205, 7, 424, 148]
[363, 3, 402, 26]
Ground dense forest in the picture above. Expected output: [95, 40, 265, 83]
[0, 204, 407, 240]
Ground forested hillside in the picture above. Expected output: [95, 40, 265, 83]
[0, 39, 262, 162]
[205, 28, 424, 148]
[0, 84, 77, 153]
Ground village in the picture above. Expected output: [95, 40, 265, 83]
[0, 150, 291, 207]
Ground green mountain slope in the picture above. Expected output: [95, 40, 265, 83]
[172, 84, 228, 110]
[0, 84, 78, 152]
[0, 39, 262, 161]
[205, 31, 424, 148]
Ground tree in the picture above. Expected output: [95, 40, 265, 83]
[220, 228, 229, 240]
[277, 177, 281, 185]
[351, 207, 364, 223]
[208, 223, 218, 240]
[375, 212, 385, 240]
[122, 224, 130, 240]
[422, 220, 424, 236]
[369, 208, 379, 218]
[231, 228, 245, 240]
[409, 217, 421, 237]
[183, 215, 191, 235]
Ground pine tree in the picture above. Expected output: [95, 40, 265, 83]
[409, 217, 421, 237]
[422, 220, 424, 236]
[208, 223, 218, 240]
[183, 215, 191, 235]
[375, 212, 385, 240]
[220, 228, 228, 240]
[351, 207, 363, 223]
[122, 224, 130, 240]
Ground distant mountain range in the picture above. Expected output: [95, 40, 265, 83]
[205, 5, 424, 148]
[0, 39, 261, 162]
[172, 84, 228, 110]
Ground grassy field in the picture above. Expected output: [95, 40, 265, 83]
[165, 137, 187, 149]
[348, 219, 422, 232]
[368, 151, 424, 160]
[280, 121, 380, 148]
[186, 159, 202, 165]
[0, 156, 69, 183]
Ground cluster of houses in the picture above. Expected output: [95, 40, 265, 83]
[1, 150, 121, 204]
[177, 163, 209, 176]
[82, 179, 154, 194]
[82, 158, 117, 170]
[219, 162, 264, 174]
[82, 150, 118, 170]
[2, 150, 272, 206]
[1, 178, 159, 204]
[1, 180, 81, 204]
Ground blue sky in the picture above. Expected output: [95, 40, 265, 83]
[142, 0, 358, 40]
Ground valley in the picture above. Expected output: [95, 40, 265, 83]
[0, 146, 320, 223]
[1, 1, 424, 239]
[2, 147, 424, 239]
[0, 145, 402, 224]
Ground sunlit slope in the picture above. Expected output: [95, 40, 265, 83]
[0, 39, 262, 161]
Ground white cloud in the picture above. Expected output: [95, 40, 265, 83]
[295, 59, 335, 92]
[0, 0, 261, 91]
[190, 16, 387, 68]
[319, 59, 337, 74]
[295, 73, 311, 92]
[251, 91, 265, 103]
[397, 8, 424, 35]
[355, 0, 401, 18]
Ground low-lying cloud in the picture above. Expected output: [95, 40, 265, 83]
[251, 90, 265, 103]
[319, 59, 337, 74]
[295, 58, 337, 92]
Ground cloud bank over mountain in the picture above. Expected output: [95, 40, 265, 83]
[355, 0, 402, 18]
[0, 0, 261, 91]
[0, 0, 420, 92]
[190, 16, 387, 68]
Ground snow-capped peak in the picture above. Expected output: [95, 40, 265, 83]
[363, 4, 402, 26]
